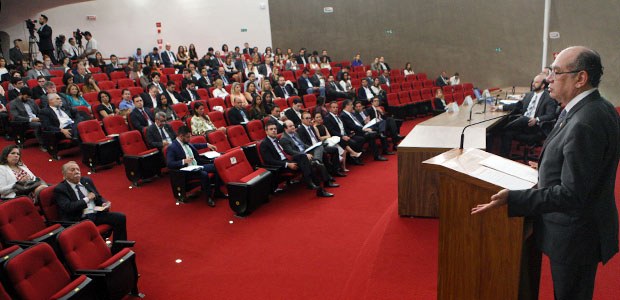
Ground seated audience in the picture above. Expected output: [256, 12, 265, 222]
[95, 90, 119, 119]
[313, 112, 361, 172]
[403, 62, 415, 76]
[146, 112, 176, 150]
[118, 89, 135, 117]
[9, 88, 43, 146]
[436, 71, 449, 87]
[154, 94, 178, 121]
[249, 94, 267, 120]
[64, 83, 91, 109]
[180, 79, 200, 102]
[191, 102, 224, 136]
[129, 95, 154, 133]
[82, 74, 100, 94]
[212, 79, 229, 99]
[450, 72, 460, 85]
[0, 145, 48, 200]
[274, 76, 297, 99]
[39, 93, 79, 141]
[228, 96, 251, 125]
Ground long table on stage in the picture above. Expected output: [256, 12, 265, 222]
[397, 105, 508, 217]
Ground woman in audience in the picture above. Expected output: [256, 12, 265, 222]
[269, 68, 280, 87]
[339, 72, 354, 93]
[251, 53, 262, 65]
[60, 71, 74, 93]
[371, 57, 381, 71]
[189, 44, 199, 63]
[82, 74, 100, 93]
[139, 66, 152, 90]
[249, 94, 267, 120]
[212, 79, 229, 99]
[320, 56, 331, 70]
[96, 90, 119, 119]
[272, 56, 282, 70]
[371, 77, 387, 104]
[154, 94, 178, 121]
[285, 55, 298, 71]
[0, 145, 48, 201]
[244, 82, 259, 104]
[191, 102, 224, 136]
[221, 44, 230, 56]
[351, 54, 363, 67]
[118, 89, 135, 117]
[60, 57, 72, 72]
[65, 83, 91, 109]
[129, 62, 143, 81]
[223, 56, 240, 82]
[230, 82, 247, 106]
[313, 96, 328, 118]
[261, 80, 276, 100]
[143, 55, 154, 69]
[433, 88, 447, 114]
[93, 52, 106, 68]
[313, 112, 361, 172]
[176, 46, 189, 67]
[262, 92, 274, 113]
[275, 48, 285, 61]
[403, 62, 415, 76]
[308, 56, 320, 71]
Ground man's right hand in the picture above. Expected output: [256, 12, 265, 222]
[60, 128, 72, 138]
[342, 136, 350, 141]
[288, 163, 298, 170]
[183, 158, 194, 165]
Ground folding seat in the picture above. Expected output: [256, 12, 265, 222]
[421, 88, 434, 101]
[207, 130, 233, 153]
[197, 88, 210, 99]
[255, 140, 299, 191]
[453, 84, 464, 93]
[339, 61, 350, 68]
[462, 82, 474, 92]
[431, 86, 441, 97]
[117, 78, 136, 88]
[92, 73, 109, 82]
[412, 80, 423, 90]
[98, 80, 116, 90]
[89, 67, 102, 73]
[6, 106, 37, 147]
[57, 221, 142, 300]
[352, 66, 365, 73]
[82, 91, 99, 106]
[227, 125, 259, 166]
[162, 67, 175, 75]
[410, 90, 423, 102]
[208, 97, 226, 111]
[168, 119, 184, 134]
[417, 73, 428, 81]
[444, 93, 454, 103]
[78, 119, 123, 172]
[214, 148, 273, 216]
[208, 110, 228, 128]
[390, 69, 401, 77]
[397, 91, 417, 117]
[423, 79, 434, 88]
[400, 82, 412, 91]
[50, 76, 64, 87]
[189, 135, 210, 154]
[119, 130, 163, 186]
[332, 66, 341, 75]
[41, 126, 80, 160]
[49, 69, 64, 77]
[172, 103, 190, 120]
[103, 115, 129, 135]
[287, 95, 303, 108]
[273, 98, 288, 111]
[168, 74, 183, 82]
[5, 243, 97, 300]
[303, 94, 317, 108]
[320, 68, 331, 78]
[385, 93, 407, 119]
[0, 197, 64, 248]
[281, 70, 296, 82]
[159, 74, 169, 84]
[389, 83, 401, 93]
[163, 146, 204, 203]
[393, 76, 405, 84]
[464, 89, 475, 99]
[294, 69, 304, 79]
[245, 119, 266, 142]
[128, 86, 144, 97]
[413, 90, 433, 115]
[26, 78, 38, 89]
[453, 92, 465, 105]
[442, 85, 453, 94]
[405, 74, 417, 82]
[37, 185, 112, 237]
[109, 71, 127, 82]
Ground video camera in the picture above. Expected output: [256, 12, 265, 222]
[73, 29, 83, 47]
[25, 19, 37, 37]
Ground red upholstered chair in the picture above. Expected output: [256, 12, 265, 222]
[98, 80, 116, 90]
[422, 79, 434, 88]
[442, 85, 453, 94]
[0, 197, 64, 248]
[162, 68, 175, 75]
[453, 92, 465, 105]
[78, 120, 122, 172]
[227, 125, 252, 148]
[208, 110, 228, 128]
[207, 130, 232, 153]
[117, 78, 136, 88]
[273, 98, 288, 111]
[168, 120, 184, 134]
[287, 95, 302, 108]
[189, 135, 209, 154]
[103, 115, 129, 135]
[453, 84, 464, 93]
[302, 94, 317, 108]
[37, 185, 112, 237]
[109, 71, 127, 81]
[197, 88, 210, 99]
[255, 140, 299, 190]
[444, 93, 454, 104]
[82, 91, 99, 105]
[4, 243, 97, 300]
[421, 88, 433, 101]
[462, 82, 474, 92]
[89, 67, 102, 73]
[208, 97, 226, 111]
[417, 73, 428, 81]
[245, 120, 266, 142]
[172, 103, 190, 120]
[214, 148, 273, 216]
[92, 73, 109, 82]
[57, 221, 142, 299]
[128, 86, 144, 97]
[119, 130, 163, 186]
[49, 69, 64, 77]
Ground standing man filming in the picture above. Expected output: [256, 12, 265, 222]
[36, 15, 56, 64]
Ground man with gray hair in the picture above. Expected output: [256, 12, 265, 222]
[145, 111, 176, 150]
[40, 81, 74, 110]
[39, 92, 79, 140]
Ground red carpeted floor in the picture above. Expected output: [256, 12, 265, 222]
[6, 117, 619, 299]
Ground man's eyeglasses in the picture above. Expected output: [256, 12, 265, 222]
[548, 69, 583, 79]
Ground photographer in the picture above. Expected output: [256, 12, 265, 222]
[36, 15, 56, 64]
[62, 37, 79, 60]
[81, 31, 98, 65]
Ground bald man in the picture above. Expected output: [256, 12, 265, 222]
[474, 46, 620, 300]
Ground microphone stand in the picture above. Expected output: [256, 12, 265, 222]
[467, 100, 480, 121]
[459, 115, 507, 149]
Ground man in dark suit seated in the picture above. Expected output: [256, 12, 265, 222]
[297, 69, 325, 97]
[323, 101, 365, 165]
[129, 95, 154, 134]
[365, 97, 403, 151]
[9, 88, 44, 145]
[297, 111, 345, 177]
[39, 93, 79, 140]
[257, 57, 273, 79]
[7, 77, 25, 101]
[340, 100, 388, 161]
[162, 81, 185, 104]
[141, 83, 160, 109]
[284, 98, 303, 127]
[32, 76, 48, 99]
[9, 39, 24, 66]
[267, 105, 285, 133]
[228, 96, 251, 125]
[274, 76, 297, 99]
[146, 112, 176, 150]
[54, 161, 127, 246]
[105, 54, 123, 74]
[260, 122, 334, 197]
[356, 78, 376, 106]
[180, 79, 200, 102]
[166, 126, 221, 207]
[436, 71, 449, 87]
[473, 46, 619, 300]
[326, 75, 353, 101]
[491, 73, 558, 157]
[196, 67, 213, 90]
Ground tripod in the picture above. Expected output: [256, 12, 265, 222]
[28, 34, 38, 67]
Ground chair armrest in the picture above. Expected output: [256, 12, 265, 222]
[6, 240, 37, 247]
[46, 220, 77, 227]
[113, 240, 136, 248]
[75, 269, 113, 277]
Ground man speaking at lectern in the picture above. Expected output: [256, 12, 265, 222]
[472, 46, 619, 300]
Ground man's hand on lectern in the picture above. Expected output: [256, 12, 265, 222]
[471, 188, 509, 215]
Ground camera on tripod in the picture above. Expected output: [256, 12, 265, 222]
[73, 29, 83, 47]
[25, 19, 38, 37]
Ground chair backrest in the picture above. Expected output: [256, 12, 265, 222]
[78, 119, 107, 142]
[246, 120, 266, 141]
[208, 97, 226, 111]
[89, 67, 102, 73]
[303, 94, 317, 108]
[172, 103, 190, 120]
[273, 98, 288, 111]
[0, 197, 48, 241]
[128, 86, 144, 96]
[82, 92, 99, 105]
[208, 110, 228, 128]
[214, 148, 255, 184]
[421, 88, 433, 99]
[227, 125, 251, 147]
[387, 93, 399, 106]
[98, 80, 116, 90]
[109, 71, 127, 80]
[417, 73, 427, 81]
[207, 130, 232, 153]
[57, 221, 110, 271]
[103, 115, 129, 135]
[197, 88, 210, 99]
[119, 130, 149, 155]
[37, 185, 60, 221]
[5, 243, 73, 300]
[168, 120, 184, 134]
[117, 78, 136, 88]
[92, 73, 109, 82]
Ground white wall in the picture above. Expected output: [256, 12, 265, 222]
[3, 0, 272, 59]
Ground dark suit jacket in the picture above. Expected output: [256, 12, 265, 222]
[310, 75, 322, 87]
[436, 76, 448, 87]
[54, 177, 105, 222]
[9, 99, 40, 122]
[149, 52, 162, 63]
[257, 63, 272, 78]
[39, 105, 76, 132]
[279, 132, 310, 158]
[508, 90, 619, 265]
[141, 92, 160, 109]
[161, 51, 176, 68]
[297, 124, 319, 146]
[340, 111, 365, 135]
[297, 76, 313, 95]
[267, 116, 284, 133]
[145, 123, 176, 149]
[9, 47, 24, 64]
[32, 86, 46, 99]
[365, 106, 384, 120]
[259, 137, 288, 168]
[180, 89, 200, 101]
[356, 86, 376, 103]
[503, 90, 557, 124]
[234, 60, 247, 73]
[37, 24, 54, 51]
[284, 108, 302, 127]
[166, 139, 208, 169]
[197, 76, 213, 90]
[274, 85, 296, 98]
[227, 107, 250, 125]
[129, 107, 154, 133]
[163, 89, 186, 103]
[324, 113, 346, 137]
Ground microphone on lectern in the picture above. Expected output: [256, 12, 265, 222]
[459, 115, 507, 150]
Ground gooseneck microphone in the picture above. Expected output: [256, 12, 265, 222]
[459, 115, 507, 149]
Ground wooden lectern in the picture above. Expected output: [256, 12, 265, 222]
[423, 148, 538, 300]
